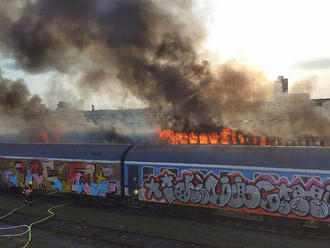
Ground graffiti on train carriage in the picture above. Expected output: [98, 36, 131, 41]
[143, 169, 330, 220]
[1, 159, 120, 196]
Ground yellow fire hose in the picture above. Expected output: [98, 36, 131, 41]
[22, 202, 70, 248]
[0, 191, 58, 220]
[0, 190, 69, 247]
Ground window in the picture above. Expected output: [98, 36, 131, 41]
[143, 167, 154, 180]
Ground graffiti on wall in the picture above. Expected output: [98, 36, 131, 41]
[143, 170, 330, 220]
[1, 160, 120, 197]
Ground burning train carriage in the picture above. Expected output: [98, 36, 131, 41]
[125, 145, 330, 222]
[0, 144, 130, 198]
[1, 143, 330, 222]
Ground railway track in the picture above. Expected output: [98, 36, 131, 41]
[56, 193, 330, 240]
[0, 207, 216, 248]
[72, 195, 330, 241]
[1, 189, 330, 247]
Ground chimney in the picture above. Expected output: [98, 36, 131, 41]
[274, 76, 288, 102]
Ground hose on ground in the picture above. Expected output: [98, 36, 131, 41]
[0, 224, 29, 237]
[0, 191, 60, 238]
[22, 203, 69, 248]
[0, 191, 58, 220]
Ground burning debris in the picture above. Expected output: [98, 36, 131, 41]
[157, 128, 327, 146]
[157, 127, 271, 146]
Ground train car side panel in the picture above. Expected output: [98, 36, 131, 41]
[128, 161, 330, 222]
[0, 158, 121, 197]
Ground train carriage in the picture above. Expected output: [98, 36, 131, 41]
[124, 145, 330, 222]
[0, 143, 130, 198]
[1, 143, 330, 222]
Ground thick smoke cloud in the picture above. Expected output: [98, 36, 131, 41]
[0, 0, 267, 130]
[0, 0, 328, 141]
[0, 69, 62, 142]
[0, 69, 132, 143]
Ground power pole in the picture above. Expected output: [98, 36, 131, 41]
[252, 78, 255, 103]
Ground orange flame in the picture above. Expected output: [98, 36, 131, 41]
[41, 130, 49, 143]
[238, 133, 245, 144]
[220, 127, 231, 145]
[178, 132, 188, 144]
[41, 130, 61, 144]
[157, 129, 174, 144]
[169, 133, 179, 144]
[189, 132, 198, 144]
[208, 133, 219, 144]
[157, 127, 276, 146]
[231, 130, 237, 145]
[199, 133, 208, 144]
[260, 137, 266, 146]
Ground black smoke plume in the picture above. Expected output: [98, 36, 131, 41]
[0, 69, 61, 142]
[0, 0, 328, 141]
[0, 69, 132, 143]
[0, 0, 267, 130]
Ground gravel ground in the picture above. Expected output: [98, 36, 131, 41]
[0, 192, 330, 248]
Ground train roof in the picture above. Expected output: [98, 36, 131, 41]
[0, 143, 131, 162]
[126, 145, 330, 170]
[1, 143, 330, 171]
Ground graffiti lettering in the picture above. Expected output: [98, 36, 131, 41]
[143, 170, 330, 220]
[1, 159, 120, 197]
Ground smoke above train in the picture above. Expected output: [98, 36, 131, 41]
[0, 0, 328, 144]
